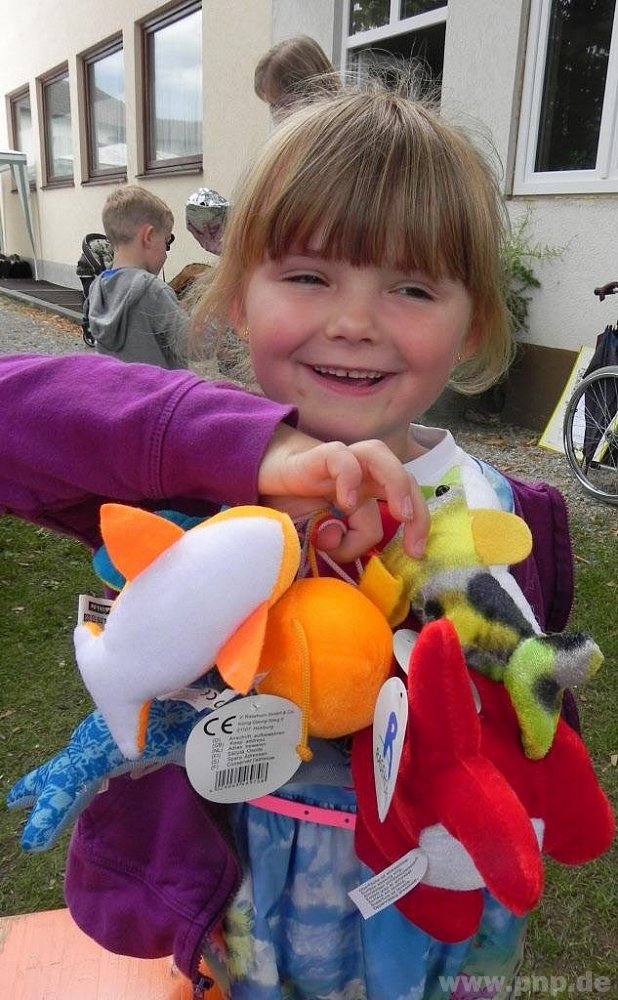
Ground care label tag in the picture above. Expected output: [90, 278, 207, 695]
[162, 685, 238, 712]
[373, 676, 408, 821]
[392, 628, 417, 674]
[77, 594, 114, 628]
[185, 694, 301, 803]
[348, 849, 428, 919]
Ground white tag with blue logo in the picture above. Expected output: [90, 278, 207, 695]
[392, 628, 418, 674]
[373, 676, 408, 821]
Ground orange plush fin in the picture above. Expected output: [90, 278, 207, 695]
[100, 504, 184, 582]
[136, 700, 152, 756]
[216, 602, 270, 694]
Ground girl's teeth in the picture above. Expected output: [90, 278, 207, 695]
[314, 366, 382, 379]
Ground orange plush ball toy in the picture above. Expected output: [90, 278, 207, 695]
[257, 577, 393, 740]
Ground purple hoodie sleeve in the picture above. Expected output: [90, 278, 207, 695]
[0, 354, 296, 544]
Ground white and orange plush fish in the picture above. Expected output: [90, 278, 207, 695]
[74, 504, 300, 759]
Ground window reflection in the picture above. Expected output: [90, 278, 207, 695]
[349, 1, 390, 35]
[149, 8, 202, 162]
[45, 75, 73, 179]
[90, 48, 126, 172]
[13, 93, 36, 183]
[400, 1, 446, 17]
[536, 0, 615, 172]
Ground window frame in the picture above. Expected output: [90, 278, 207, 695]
[80, 34, 127, 185]
[140, 0, 203, 177]
[7, 85, 36, 188]
[514, 0, 618, 195]
[341, 1, 448, 69]
[38, 63, 74, 188]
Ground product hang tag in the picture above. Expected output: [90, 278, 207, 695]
[77, 594, 114, 628]
[392, 628, 418, 674]
[185, 694, 302, 803]
[373, 676, 408, 822]
[348, 849, 428, 919]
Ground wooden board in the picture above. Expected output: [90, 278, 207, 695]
[0, 908, 197, 1000]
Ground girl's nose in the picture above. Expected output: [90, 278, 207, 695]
[324, 295, 377, 342]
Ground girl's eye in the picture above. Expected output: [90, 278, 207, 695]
[285, 273, 326, 286]
[396, 285, 433, 300]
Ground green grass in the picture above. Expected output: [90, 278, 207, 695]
[0, 517, 97, 916]
[0, 510, 616, 985]
[520, 509, 617, 984]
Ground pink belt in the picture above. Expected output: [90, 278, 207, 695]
[249, 794, 357, 830]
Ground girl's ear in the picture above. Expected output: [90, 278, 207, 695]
[459, 322, 481, 361]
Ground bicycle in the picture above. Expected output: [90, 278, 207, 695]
[562, 281, 618, 505]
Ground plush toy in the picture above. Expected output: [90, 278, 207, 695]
[361, 465, 603, 759]
[7, 485, 612, 948]
[7, 693, 208, 851]
[74, 502, 393, 761]
[256, 576, 393, 744]
[352, 617, 614, 943]
[73, 503, 301, 759]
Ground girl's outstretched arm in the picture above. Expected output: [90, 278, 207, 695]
[0, 354, 427, 558]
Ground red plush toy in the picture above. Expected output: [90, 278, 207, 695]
[352, 618, 614, 943]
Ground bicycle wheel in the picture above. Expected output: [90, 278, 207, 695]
[563, 365, 618, 505]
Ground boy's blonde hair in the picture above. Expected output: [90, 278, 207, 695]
[195, 85, 513, 394]
[102, 185, 174, 247]
[254, 35, 341, 113]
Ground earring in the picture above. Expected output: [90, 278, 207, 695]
[237, 326, 250, 341]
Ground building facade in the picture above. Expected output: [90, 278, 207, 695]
[1, 0, 616, 426]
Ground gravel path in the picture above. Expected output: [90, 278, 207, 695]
[0, 294, 613, 529]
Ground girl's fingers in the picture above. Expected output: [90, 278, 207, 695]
[320, 502, 383, 563]
[259, 431, 429, 558]
[347, 441, 429, 556]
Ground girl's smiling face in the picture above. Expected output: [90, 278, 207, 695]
[238, 249, 475, 461]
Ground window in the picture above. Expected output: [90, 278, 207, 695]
[342, 1, 447, 90]
[39, 65, 74, 185]
[141, 0, 202, 174]
[8, 87, 36, 184]
[515, 0, 618, 194]
[82, 36, 127, 182]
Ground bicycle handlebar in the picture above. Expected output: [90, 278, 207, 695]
[594, 281, 618, 301]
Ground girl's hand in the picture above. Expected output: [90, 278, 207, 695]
[257, 425, 429, 562]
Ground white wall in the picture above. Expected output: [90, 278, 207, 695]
[0, 0, 272, 287]
[271, 0, 343, 64]
[442, 0, 617, 354]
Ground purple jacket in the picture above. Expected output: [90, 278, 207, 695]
[0, 354, 576, 985]
[0, 353, 295, 544]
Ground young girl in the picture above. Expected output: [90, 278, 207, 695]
[185, 83, 527, 1000]
[3, 83, 575, 999]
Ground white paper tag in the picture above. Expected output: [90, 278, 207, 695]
[392, 629, 418, 674]
[373, 676, 408, 821]
[161, 684, 238, 712]
[77, 594, 114, 628]
[185, 694, 301, 803]
[348, 849, 428, 918]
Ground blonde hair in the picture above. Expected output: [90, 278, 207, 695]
[254, 35, 341, 114]
[194, 84, 513, 394]
[102, 185, 174, 247]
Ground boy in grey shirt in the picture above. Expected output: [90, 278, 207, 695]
[88, 186, 188, 369]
